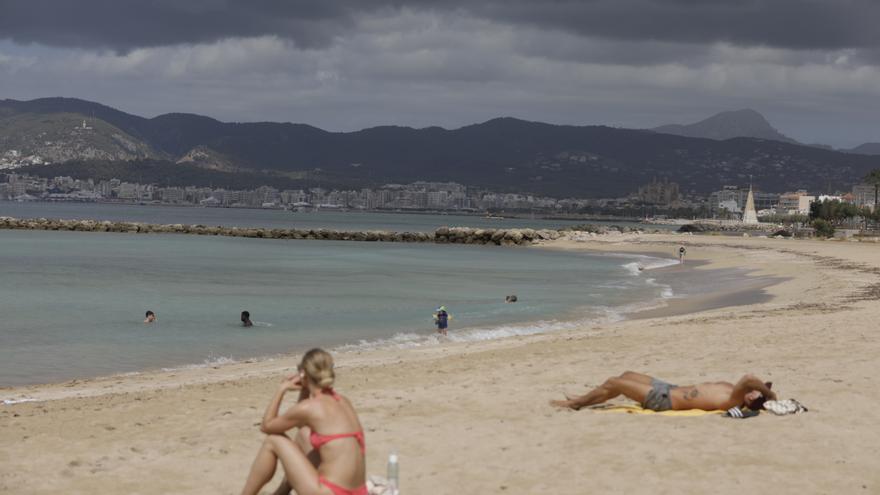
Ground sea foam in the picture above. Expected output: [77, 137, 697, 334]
[160, 354, 239, 372]
[335, 300, 661, 354]
[620, 256, 680, 276]
[335, 254, 680, 354]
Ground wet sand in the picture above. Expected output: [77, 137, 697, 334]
[2, 233, 880, 494]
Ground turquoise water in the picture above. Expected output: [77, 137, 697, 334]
[0, 201, 675, 232]
[0, 230, 678, 387]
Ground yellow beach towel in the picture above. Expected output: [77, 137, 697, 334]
[590, 404, 724, 417]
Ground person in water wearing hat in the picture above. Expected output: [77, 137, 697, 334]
[434, 306, 449, 336]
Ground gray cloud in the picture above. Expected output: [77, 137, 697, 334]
[1, 0, 878, 52]
[0, 0, 365, 51]
[0, 2, 878, 148]
[465, 0, 880, 51]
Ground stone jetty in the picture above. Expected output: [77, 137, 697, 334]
[0, 217, 563, 246]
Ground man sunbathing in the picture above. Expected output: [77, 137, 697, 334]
[550, 371, 776, 412]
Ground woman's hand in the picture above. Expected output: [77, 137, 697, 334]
[278, 373, 303, 393]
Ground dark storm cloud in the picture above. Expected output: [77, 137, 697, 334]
[0, 0, 367, 51]
[1, 0, 878, 52]
[465, 0, 880, 51]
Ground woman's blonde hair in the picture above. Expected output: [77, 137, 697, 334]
[299, 348, 335, 388]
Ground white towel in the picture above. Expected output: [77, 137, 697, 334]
[763, 399, 808, 415]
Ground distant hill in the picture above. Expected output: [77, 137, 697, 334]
[0, 110, 159, 162]
[175, 145, 240, 173]
[848, 143, 880, 156]
[1, 98, 877, 197]
[652, 109, 799, 144]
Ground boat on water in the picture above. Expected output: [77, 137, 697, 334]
[288, 201, 312, 213]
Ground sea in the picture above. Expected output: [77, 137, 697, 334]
[0, 202, 682, 387]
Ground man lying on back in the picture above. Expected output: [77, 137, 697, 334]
[550, 371, 776, 412]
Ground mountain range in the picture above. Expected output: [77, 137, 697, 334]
[651, 110, 880, 155]
[2, 97, 878, 198]
[651, 109, 799, 144]
[848, 142, 880, 156]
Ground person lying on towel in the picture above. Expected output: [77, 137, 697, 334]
[550, 371, 775, 412]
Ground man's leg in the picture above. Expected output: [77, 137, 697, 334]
[618, 371, 654, 385]
[551, 377, 652, 410]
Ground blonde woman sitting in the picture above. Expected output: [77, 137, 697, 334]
[241, 348, 367, 495]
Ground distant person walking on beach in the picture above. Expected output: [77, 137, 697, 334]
[144, 310, 156, 324]
[550, 371, 775, 412]
[241, 311, 253, 328]
[434, 306, 450, 336]
[678, 246, 687, 264]
[240, 348, 367, 495]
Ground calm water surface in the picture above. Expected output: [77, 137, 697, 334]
[0, 229, 678, 386]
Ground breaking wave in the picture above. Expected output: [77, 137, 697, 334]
[620, 256, 680, 276]
[160, 354, 239, 372]
[335, 297, 669, 353]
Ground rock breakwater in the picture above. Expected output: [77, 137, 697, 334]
[0, 217, 564, 246]
[677, 223, 779, 233]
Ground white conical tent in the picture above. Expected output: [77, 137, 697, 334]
[743, 186, 758, 224]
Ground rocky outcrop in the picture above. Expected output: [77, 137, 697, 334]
[0, 217, 560, 246]
[176, 145, 239, 172]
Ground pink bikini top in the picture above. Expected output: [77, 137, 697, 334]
[309, 389, 365, 453]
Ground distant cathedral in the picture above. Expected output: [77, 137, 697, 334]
[637, 178, 680, 207]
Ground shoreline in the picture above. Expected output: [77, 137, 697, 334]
[3, 234, 880, 494]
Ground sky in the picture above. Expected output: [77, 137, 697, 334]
[0, 0, 878, 148]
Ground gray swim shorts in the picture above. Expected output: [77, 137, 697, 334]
[643, 379, 677, 411]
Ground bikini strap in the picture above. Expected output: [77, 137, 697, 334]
[322, 387, 341, 401]
[311, 430, 366, 453]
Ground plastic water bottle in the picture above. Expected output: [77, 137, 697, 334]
[387, 449, 399, 495]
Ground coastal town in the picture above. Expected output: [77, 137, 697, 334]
[1, 171, 876, 221]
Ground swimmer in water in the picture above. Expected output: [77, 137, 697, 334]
[433, 306, 449, 336]
[241, 310, 253, 328]
[144, 310, 156, 324]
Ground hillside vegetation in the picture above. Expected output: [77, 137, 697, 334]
[2, 98, 878, 197]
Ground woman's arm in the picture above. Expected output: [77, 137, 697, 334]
[731, 374, 777, 403]
[260, 376, 309, 434]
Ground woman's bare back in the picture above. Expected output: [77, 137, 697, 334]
[306, 392, 366, 488]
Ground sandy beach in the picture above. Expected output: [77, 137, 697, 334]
[2, 233, 880, 494]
